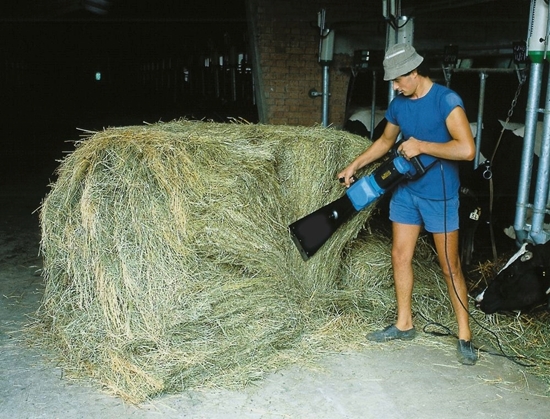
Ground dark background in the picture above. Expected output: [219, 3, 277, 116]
[1, 0, 252, 192]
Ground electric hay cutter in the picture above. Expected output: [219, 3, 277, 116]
[289, 149, 436, 261]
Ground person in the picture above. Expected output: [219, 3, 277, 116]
[337, 43, 477, 365]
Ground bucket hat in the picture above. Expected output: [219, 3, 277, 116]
[383, 43, 424, 81]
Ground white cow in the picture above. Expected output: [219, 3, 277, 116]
[348, 108, 386, 133]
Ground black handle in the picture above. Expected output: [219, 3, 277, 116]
[339, 175, 358, 184]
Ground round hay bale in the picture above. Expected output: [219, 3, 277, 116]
[35, 120, 377, 402]
[33, 119, 550, 400]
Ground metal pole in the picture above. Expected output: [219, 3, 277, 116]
[322, 64, 330, 127]
[529, 65, 550, 244]
[514, 62, 543, 244]
[370, 70, 377, 136]
[474, 72, 487, 168]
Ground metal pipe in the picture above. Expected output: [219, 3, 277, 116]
[370, 70, 377, 136]
[514, 62, 543, 243]
[230, 67, 237, 102]
[529, 66, 550, 243]
[321, 64, 330, 127]
[474, 72, 487, 168]
[446, 67, 518, 74]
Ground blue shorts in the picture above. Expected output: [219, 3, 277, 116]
[389, 186, 459, 233]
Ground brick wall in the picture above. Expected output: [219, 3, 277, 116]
[246, 0, 373, 128]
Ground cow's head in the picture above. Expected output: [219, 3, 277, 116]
[476, 242, 550, 314]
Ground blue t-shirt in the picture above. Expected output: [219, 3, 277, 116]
[385, 83, 463, 200]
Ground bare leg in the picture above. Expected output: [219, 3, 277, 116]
[391, 222, 422, 331]
[432, 230, 472, 341]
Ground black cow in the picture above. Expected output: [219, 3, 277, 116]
[475, 241, 550, 314]
[457, 117, 543, 266]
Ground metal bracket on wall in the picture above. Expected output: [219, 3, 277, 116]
[308, 88, 329, 98]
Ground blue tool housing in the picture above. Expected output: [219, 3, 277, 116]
[346, 156, 416, 211]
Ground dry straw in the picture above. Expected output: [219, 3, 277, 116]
[33, 119, 550, 402]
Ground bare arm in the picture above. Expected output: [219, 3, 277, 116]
[397, 106, 476, 161]
[337, 121, 401, 187]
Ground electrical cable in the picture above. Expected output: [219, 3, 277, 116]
[386, 15, 411, 30]
[422, 161, 536, 368]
